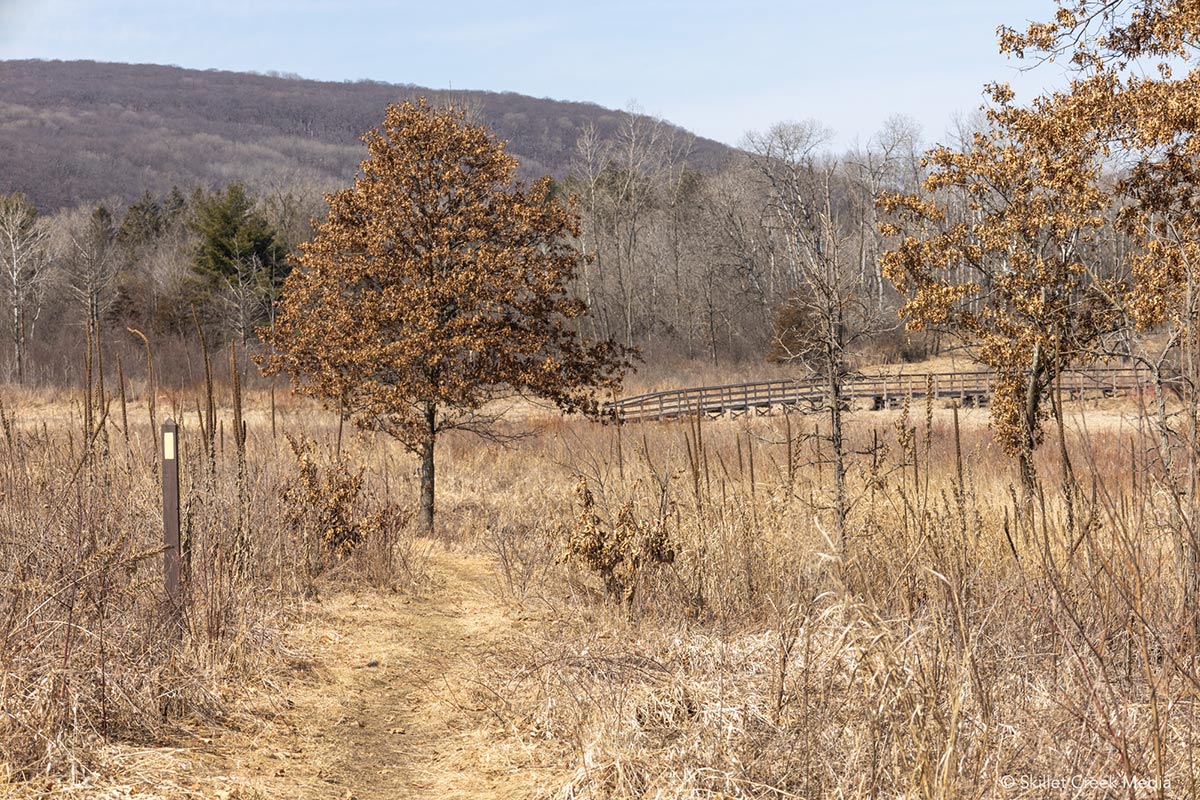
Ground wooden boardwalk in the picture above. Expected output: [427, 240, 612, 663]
[601, 367, 1151, 423]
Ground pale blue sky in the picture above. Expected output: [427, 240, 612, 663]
[0, 0, 1071, 148]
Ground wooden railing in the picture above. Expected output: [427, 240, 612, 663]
[601, 367, 1154, 423]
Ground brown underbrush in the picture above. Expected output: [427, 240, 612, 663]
[476, 401, 1200, 798]
[0, 370, 422, 794]
[2, 361, 1197, 798]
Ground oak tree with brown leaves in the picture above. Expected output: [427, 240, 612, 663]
[260, 100, 630, 532]
[998, 0, 1200, 626]
[877, 82, 1120, 498]
[880, 0, 1200, 535]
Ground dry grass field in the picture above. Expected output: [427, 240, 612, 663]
[0, 363, 1195, 798]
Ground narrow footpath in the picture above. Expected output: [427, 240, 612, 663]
[167, 548, 551, 800]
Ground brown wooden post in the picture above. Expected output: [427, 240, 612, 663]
[162, 419, 182, 617]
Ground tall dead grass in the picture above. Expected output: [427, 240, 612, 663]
[0, 354, 420, 791]
[4, 346, 1197, 798]
[472, 401, 1200, 798]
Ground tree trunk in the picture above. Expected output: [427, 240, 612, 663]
[1019, 342, 1044, 504]
[828, 349, 847, 554]
[11, 290, 22, 385]
[707, 296, 719, 367]
[830, 390, 847, 548]
[419, 402, 437, 535]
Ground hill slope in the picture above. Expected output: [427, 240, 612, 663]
[0, 60, 734, 211]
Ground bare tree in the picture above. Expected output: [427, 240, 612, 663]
[649, 166, 704, 360]
[220, 253, 277, 345]
[845, 116, 923, 311]
[572, 123, 610, 343]
[0, 194, 51, 383]
[699, 162, 778, 360]
[573, 107, 690, 353]
[53, 204, 121, 332]
[745, 122, 886, 549]
[116, 189, 193, 334]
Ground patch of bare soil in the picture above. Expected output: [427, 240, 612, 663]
[55, 547, 556, 800]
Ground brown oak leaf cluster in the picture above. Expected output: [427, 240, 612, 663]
[260, 100, 631, 531]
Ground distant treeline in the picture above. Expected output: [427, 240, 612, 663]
[0, 60, 732, 212]
[0, 60, 956, 387]
[0, 111, 943, 387]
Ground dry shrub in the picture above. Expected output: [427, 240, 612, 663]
[477, 409, 1200, 798]
[489, 520, 558, 603]
[0, 376, 425, 788]
[562, 476, 675, 609]
[281, 432, 426, 592]
[283, 433, 371, 556]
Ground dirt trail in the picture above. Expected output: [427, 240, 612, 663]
[184, 547, 551, 800]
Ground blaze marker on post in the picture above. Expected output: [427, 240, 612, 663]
[162, 419, 181, 612]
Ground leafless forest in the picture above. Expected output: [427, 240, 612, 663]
[0, 61, 932, 383]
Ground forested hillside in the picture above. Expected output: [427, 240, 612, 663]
[0, 59, 931, 383]
[0, 60, 733, 211]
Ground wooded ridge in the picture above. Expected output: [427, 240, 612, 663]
[0, 59, 734, 211]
